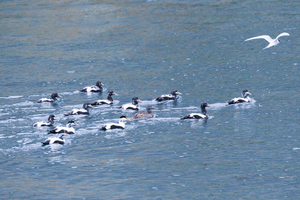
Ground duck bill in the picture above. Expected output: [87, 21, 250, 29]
[177, 92, 182, 95]
[114, 92, 118, 96]
[138, 98, 142, 103]
[54, 117, 60, 120]
[126, 117, 130, 121]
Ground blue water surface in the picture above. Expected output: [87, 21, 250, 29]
[0, 0, 300, 199]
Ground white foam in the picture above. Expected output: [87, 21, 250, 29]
[0, 96, 23, 99]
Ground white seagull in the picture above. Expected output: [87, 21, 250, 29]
[245, 32, 290, 50]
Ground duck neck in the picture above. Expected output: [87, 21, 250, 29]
[132, 100, 138, 105]
[83, 105, 89, 112]
[50, 119, 55, 125]
[107, 95, 113, 102]
[244, 94, 250, 99]
[242, 92, 249, 98]
[201, 106, 207, 115]
[119, 119, 125, 126]
[96, 83, 103, 89]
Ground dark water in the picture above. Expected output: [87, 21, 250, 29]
[1, 0, 300, 199]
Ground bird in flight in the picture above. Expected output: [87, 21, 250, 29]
[245, 32, 290, 50]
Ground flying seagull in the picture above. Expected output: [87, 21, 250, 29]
[245, 32, 290, 50]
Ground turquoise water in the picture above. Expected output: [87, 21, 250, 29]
[1, 0, 300, 199]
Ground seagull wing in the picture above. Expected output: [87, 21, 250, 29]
[276, 32, 290, 40]
[245, 35, 273, 43]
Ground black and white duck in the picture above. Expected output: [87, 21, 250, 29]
[64, 103, 93, 116]
[80, 81, 103, 93]
[181, 102, 210, 119]
[100, 116, 130, 130]
[91, 90, 118, 105]
[33, 115, 59, 127]
[132, 105, 154, 119]
[228, 90, 251, 104]
[119, 97, 142, 110]
[36, 93, 62, 103]
[41, 135, 65, 145]
[48, 120, 78, 134]
[155, 90, 182, 101]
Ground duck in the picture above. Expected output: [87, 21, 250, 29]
[64, 103, 93, 116]
[33, 115, 59, 127]
[41, 135, 65, 145]
[91, 90, 118, 105]
[181, 102, 210, 119]
[228, 90, 251, 104]
[119, 97, 142, 110]
[155, 90, 182, 101]
[80, 81, 103, 93]
[36, 93, 62, 103]
[49, 120, 77, 134]
[100, 116, 130, 130]
[132, 105, 154, 119]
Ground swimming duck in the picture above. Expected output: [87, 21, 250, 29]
[41, 135, 65, 145]
[155, 90, 182, 101]
[49, 120, 77, 134]
[36, 93, 62, 103]
[100, 116, 130, 130]
[181, 102, 210, 119]
[228, 90, 251, 104]
[33, 115, 59, 127]
[91, 90, 118, 105]
[132, 105, 154, 119]
[80, 81, 103, 93]
[119, 97, 142, 110]
[64, 103, 93, 116]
